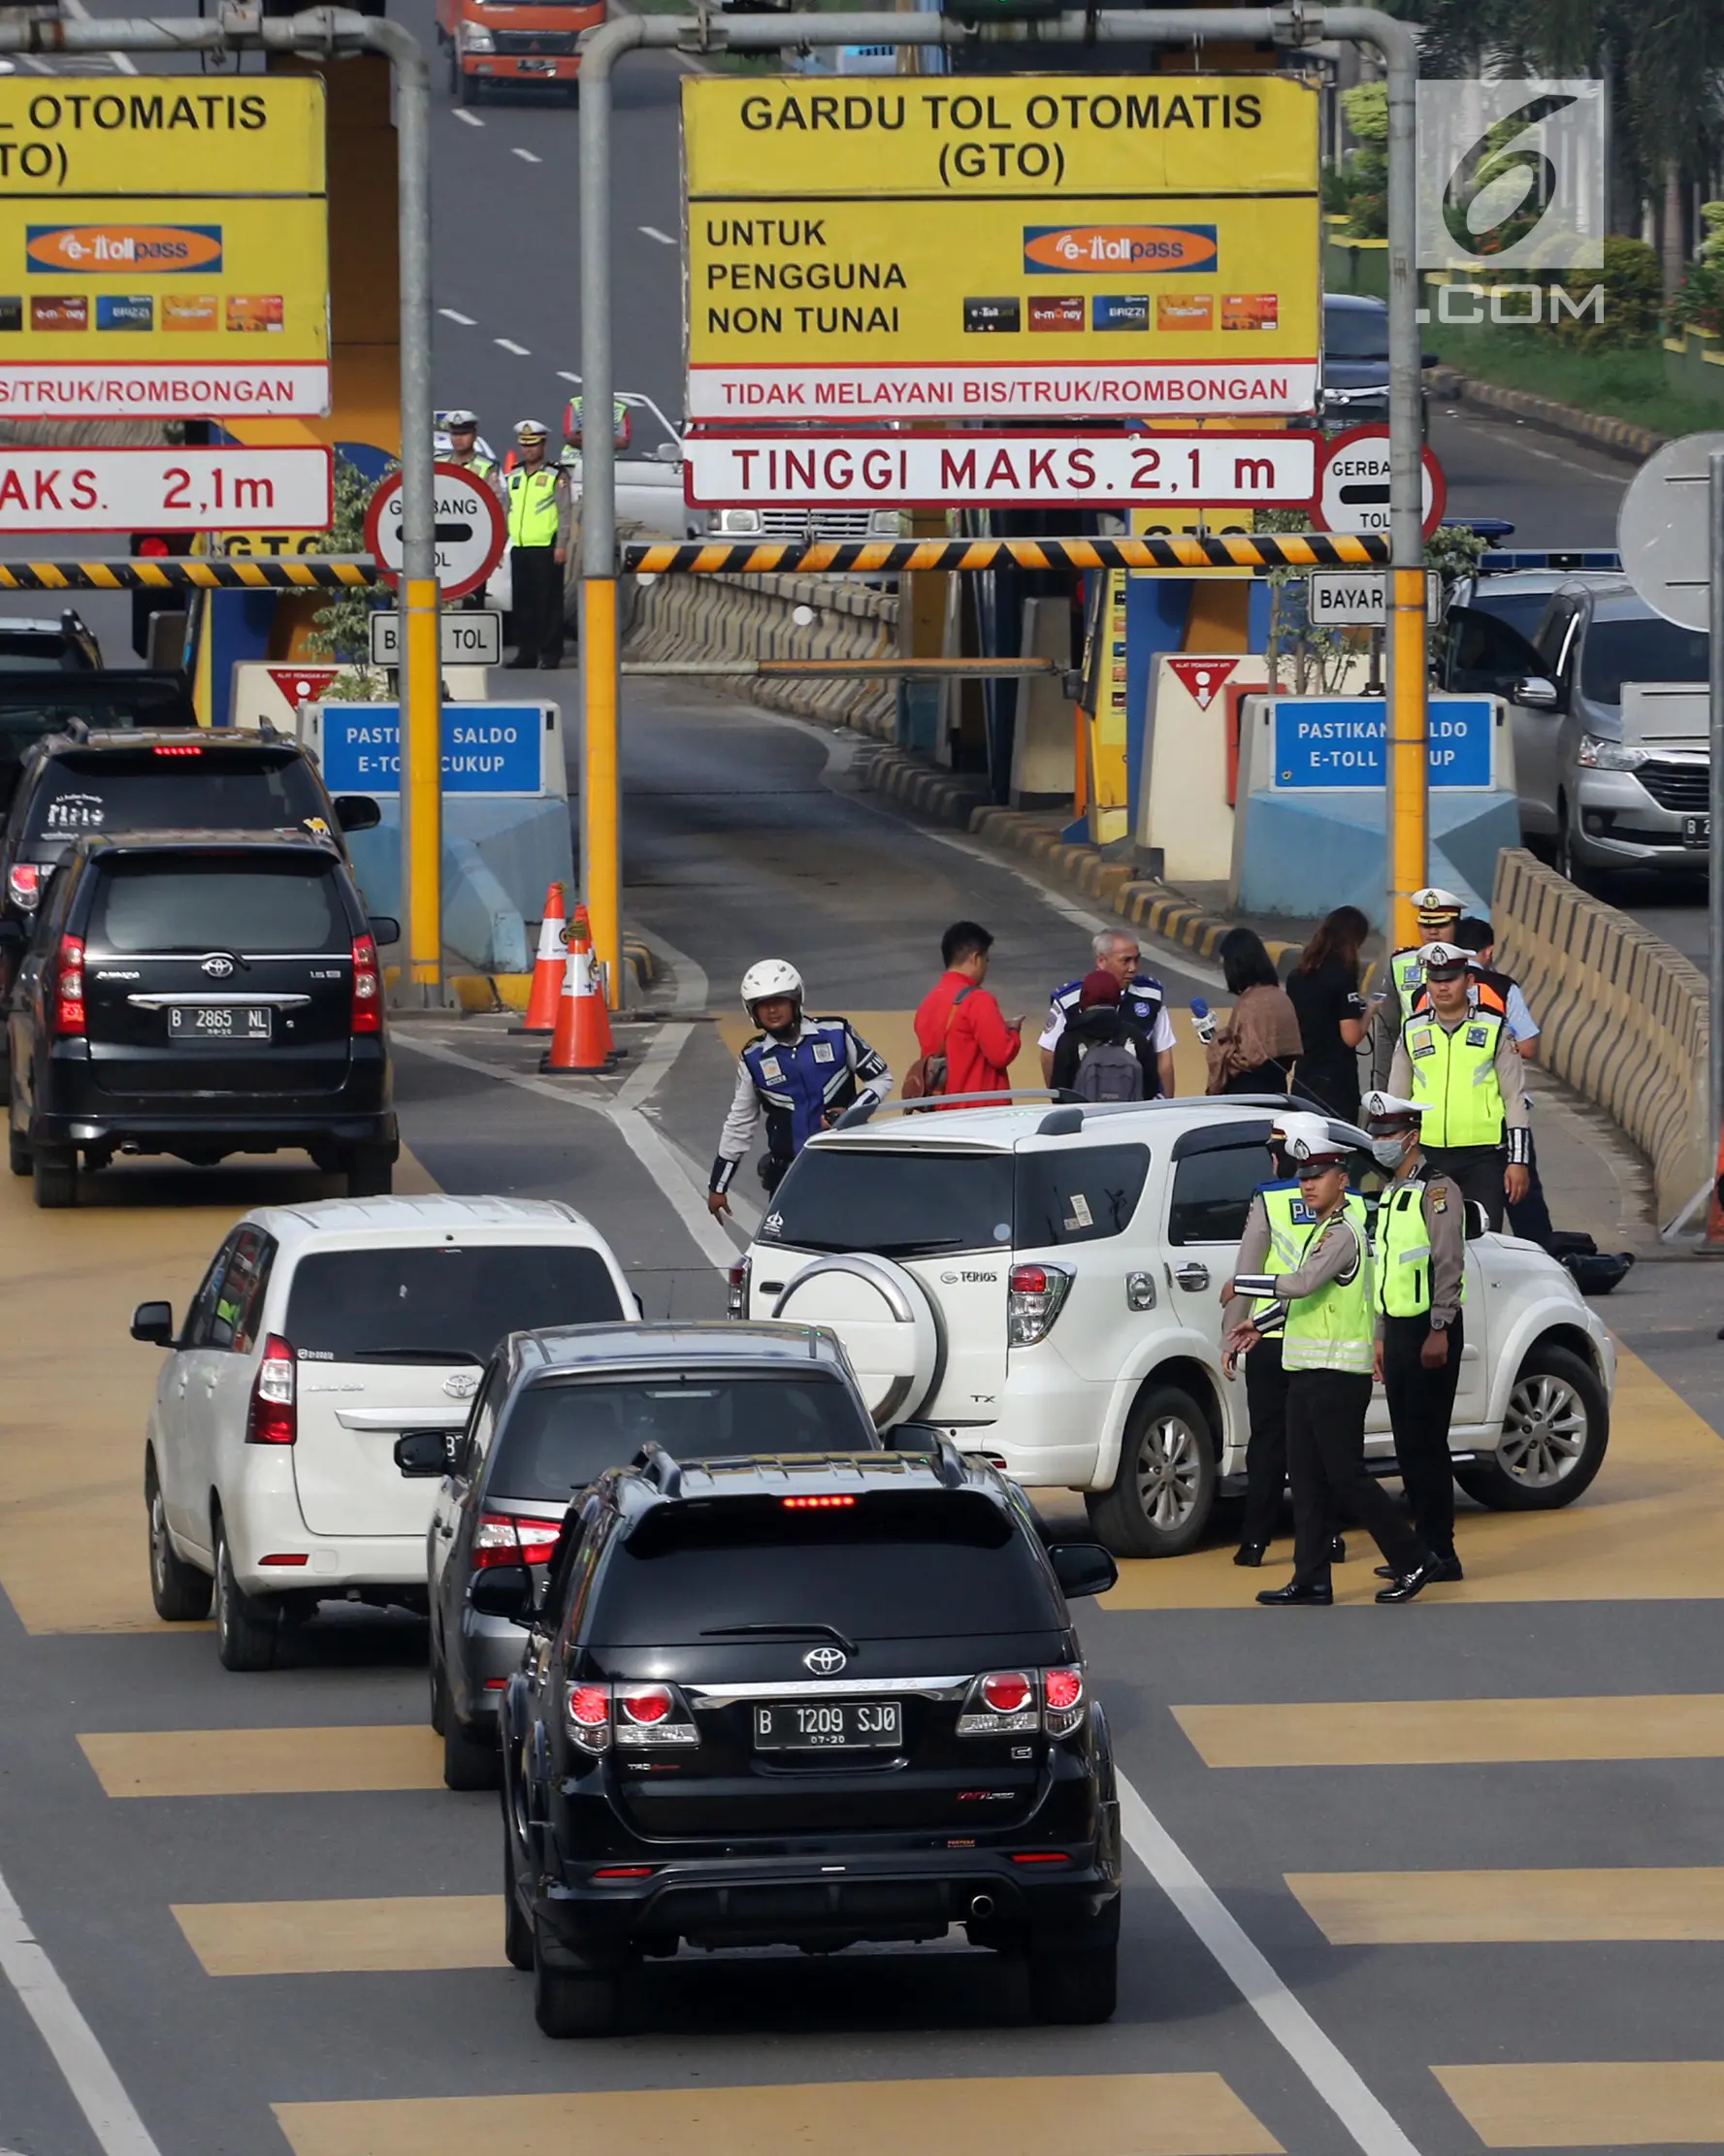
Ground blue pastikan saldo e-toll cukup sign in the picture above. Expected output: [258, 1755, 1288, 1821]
[1271, 697, 1495, 791]
[317, 703, 544, 797]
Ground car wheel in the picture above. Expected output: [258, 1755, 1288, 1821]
[32, 1144, 76, 1209]
[504, 1827, 535, 1973]
[345, 1148, 394, 1199]
[9, 1125, 28, 1177]
[1086, 1383, 1217, 1558]
[146, 1458, 212, 1621]
[443, 1702, 501, 1792]
[1027, 1942, 1118, 2024]
[213, 1516, 279, 1672]
[533, 1931, 621, 2038]
[1457, 1343, 1609, 1512]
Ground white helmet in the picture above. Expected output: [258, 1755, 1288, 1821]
[740, 960, 803, 1014]
[1270, 1113, 1350, 1169]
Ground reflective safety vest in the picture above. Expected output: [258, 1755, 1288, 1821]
[1402, 1007, 1506, 1149]
[1252, 1184, 1367, 1325]
[1373, 1173, 1466, 1318]
[506, 466, 561, 547]
[1281, 1209, 1374, 1375]
[741, 1017, 880, 1162]
[462, 454, 497, 481]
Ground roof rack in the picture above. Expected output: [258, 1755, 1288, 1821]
[1033, 1095, 1371, 1146]
[830, 1089, 1058, 1131]
[634, 1440, 682, 1496]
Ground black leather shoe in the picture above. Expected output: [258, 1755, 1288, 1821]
[1328, 1534, 1347, 1564]
[1256, 1580, 1333, 1607]
[1233, 1543, 1268, 1568]
[1376, 1563, 1435, 1604]
[1377, 1554, 1464, 1582]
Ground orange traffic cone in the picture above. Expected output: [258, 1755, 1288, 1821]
[513, 882, 568, 1034]
[540, 907, 614, 1073]
[569, 903, 614, 1058]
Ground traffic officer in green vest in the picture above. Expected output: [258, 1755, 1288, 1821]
[504, 418, 573, 671]
[1386, 940, 1531, 1230]
[1221, 1114, 1434, 1606]
[1222, 1144, 1365, 1570]
[442, 410, 496, 482]
[1363, 1090, 1468, 1583]
[1364, 885, 1465, 1091]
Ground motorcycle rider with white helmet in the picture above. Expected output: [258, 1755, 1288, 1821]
[708, 961, 892, 1218]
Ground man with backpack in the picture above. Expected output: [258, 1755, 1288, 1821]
[908, 921, 1023, 1106]
[1050, 971, 1150, 1102]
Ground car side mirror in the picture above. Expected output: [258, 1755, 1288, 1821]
[131, 1299, 176, 1347]
[334, 794, 382, 833]
[368, 915, 402, 947]
[1465, 1200, 1491, 1241]
[469, 1561, 537, 1622]
[393, 1428, 458, 1477]
[1513, 675, 1562, 712]
[1049, 1542, 1120, 1599]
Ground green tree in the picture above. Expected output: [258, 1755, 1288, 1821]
[306, 456, 395, 666]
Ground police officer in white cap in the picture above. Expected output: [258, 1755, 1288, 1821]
[1387, 940, 1531, 1230]
[1365, 885, 1466, 1091]
[1364, 1090, 1467, 1582]
[1222, 1113, 1434, 1606]
[504, 419, 573, 670]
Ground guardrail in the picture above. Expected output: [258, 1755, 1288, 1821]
[1493, 846, 1710, 1233]
[0, 557, 378, 590]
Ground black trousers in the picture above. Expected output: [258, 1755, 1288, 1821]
[1287, 1368, 1425, 1585]
[1382, 1310, 1464, 1561]
[1506, 1131, 1553, 1247]
[1241, 1334, 1290, 1548]
[510, 544, 565, 669]
[1425, 1143, 1507, 1231]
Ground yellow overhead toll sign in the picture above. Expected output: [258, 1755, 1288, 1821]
[682, 76, 1318, 422]
[0, 80, 329, 419]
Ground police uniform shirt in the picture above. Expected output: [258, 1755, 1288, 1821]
[713, 1016, 892, 1190]
[1385, 988, 1532, 1149]
[1039, 973, 1176, 1057]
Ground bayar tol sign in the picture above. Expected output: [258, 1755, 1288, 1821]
[682, 79, 1319, 420]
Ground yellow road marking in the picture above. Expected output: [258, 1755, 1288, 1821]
[80, 1724, 442, 1798]
[1175, 1695, 1724, 1769]
[1434, 2062, 1724, 2147]
[276, 2075, 1284, 2156]
[173, 1896, 498, 1975]
[1287, 1868, 1724, 1943]
[0, 1148, 438, 1634]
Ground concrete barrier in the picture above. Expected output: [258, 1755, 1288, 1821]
[1493, 847, 1711, 1232]
[626, 572, 897, 735]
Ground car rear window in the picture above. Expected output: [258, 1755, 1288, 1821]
[28, 746, 329, 845]
[592, 1490, 1061, 1644]
[763, 1147, 1015, 1257]
[284, 1244, 625, 1364]
[91, 857, 346, 954]
[0, 632, 86, 671]
[488, 1371, 874, 1502]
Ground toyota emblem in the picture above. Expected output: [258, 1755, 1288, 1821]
[202, 954, 236, 979]
[803, 1646, 847, 1676]
[442, 1371, 480, 1399]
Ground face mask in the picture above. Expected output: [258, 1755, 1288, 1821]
[1371, 1133, 1411, 1170]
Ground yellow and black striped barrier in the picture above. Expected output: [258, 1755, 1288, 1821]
[0, 556, 378, 592]
[624, 534, 1391, 575]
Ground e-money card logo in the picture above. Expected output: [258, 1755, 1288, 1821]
[1415, 81, 1604, 272]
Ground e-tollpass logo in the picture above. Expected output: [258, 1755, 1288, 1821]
[1415, 81, 1604, 273]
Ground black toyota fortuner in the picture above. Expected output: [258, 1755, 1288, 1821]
[489, 1444, 1122, 2037]
[5, 830, 398, 1206]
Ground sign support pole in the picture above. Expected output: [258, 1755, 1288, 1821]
[1708, 449, 1724, 1158]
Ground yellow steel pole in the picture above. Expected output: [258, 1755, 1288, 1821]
[1385, 566, 1427, 952]
[402, 573, 442, 994]
[581, 575, 622, 1007]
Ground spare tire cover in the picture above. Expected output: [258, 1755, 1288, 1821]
[772, 1254, 941, 1429]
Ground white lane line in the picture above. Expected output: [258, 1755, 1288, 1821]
[557, 370, 582, 385]
[639, 225, 676, 245]
[495, 338, 531, 355]
[439, 309, 476, 327]
[1116, 1774, 1421, 2156]
[0, 1860, 163, 2156]
[61, 0, 138, 70]
[512, 147, 542, 164]
[455, 109, 484, 127]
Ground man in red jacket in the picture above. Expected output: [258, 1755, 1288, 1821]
[914, 920, 1023, 1101]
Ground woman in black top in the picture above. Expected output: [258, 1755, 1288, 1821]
[1285, 905, 1370, 1121]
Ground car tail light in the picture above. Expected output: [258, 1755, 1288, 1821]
[781, 1493, 856, 1510]
[565, 1681, 612, 1752]
[1011, 1851, 1070, 1865]
[258, 1552, 309, 1566]
[349, 933, 381, 1033]
[960, 1669, 1040, 1736]
[982, 1671, 1032, 1714]
[245, 1335, 297, 1445]
[1007, 1262, 1074, 1347]
[615, 1682, 699, 1748]
[726, 1258, 750, 1319]
[151, 744, 202, 758]
[1043, 1665, 1086, 1737]
[7, 862, 41, 911]
[593, 1866, 656, 1879]
[52, 933, 85, 1036]
[472, 1512, 561, 1572]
